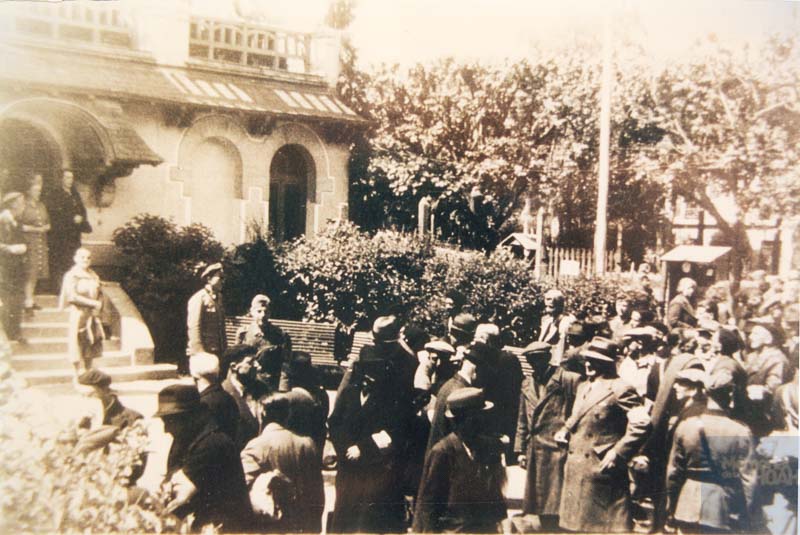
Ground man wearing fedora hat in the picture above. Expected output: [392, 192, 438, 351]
[413, 387, 507, 533]
[185, 262, 226, 375]
[556, 337, 649, 533]
[329, 352, 406, 533]
[425, 340, 492, 453]
[155, 384, 252, 533]
[0, 192, 28, 343]
[514, 341, 581, 530]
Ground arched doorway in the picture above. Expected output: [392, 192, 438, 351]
[269, 144, 314, 242]
[0, 118, 63, 194]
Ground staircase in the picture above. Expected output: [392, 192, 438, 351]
[11, 295, 177, 388]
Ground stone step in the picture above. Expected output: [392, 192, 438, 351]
[12, 337, 121, 355]
[24, 308, 70, 322]
[18, 363, 178, 387]
[21, 322, 69, 338]
[10, 350, 131, 372]
[34, 295, 60, 308]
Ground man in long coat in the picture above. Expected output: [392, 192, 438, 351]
[514, 341, 581, 530]
[413, 387, 507, 533]
[45, 170, 91, 293]
[557, 337, 650, 533]
[329, 353, 407, 533]
[0, 192, 28, 342]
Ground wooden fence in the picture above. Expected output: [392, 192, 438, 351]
[544, 246, 621, 278]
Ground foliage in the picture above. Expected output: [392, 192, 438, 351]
[221, 223, 299, 319]
[0, 373, 190, 534]
[112, 214, 224, 361]
[634, 36, 800, 275]
[278, 220, 435, 329]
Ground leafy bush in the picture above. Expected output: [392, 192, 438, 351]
[278, 221, 435, 329]
[0, 373, 190, 533]
[221, 226, 299, 319]
[112, 215, 224, 362]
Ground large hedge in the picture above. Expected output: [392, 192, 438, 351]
[112, 216, 626, 360]
[112, 215, 224, 361]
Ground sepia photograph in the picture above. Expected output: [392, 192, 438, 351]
[0, 0, 798, 533]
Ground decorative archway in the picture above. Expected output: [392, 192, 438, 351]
[269, 144, 315, 242]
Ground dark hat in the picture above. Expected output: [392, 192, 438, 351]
[372, 315, 401, 343]
[450, 313, 478, 336]
[716, 328, 744, 356]
[200, 262, 223, 280]
[354, 349, 388, 379]
[286, 351, 314, 379]
[521, 341, 552, 358]
[154, 384, 203, 417]
[445, 387, 493, 417]
[402, 324, 430, 352]
[1, 191, 23, 208]
[77, 369, 112, 388]
[581, 336, 619, 363]
[445, 289, 466, 307]
[462, 340, 492, 366]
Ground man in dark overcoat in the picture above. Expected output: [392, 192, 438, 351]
[514, 341, 581, 530]
[45, 170, 91, 293]
[556, 337, 650, 533]
[190, 352, 239, 443]
[413, 387, 507, 533]
[156, 384, 252, 533]
[426, 340, 489, 452]
[0, 192, 28, 342]
[329, 352, 407, 533]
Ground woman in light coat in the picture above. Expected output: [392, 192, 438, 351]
[60, 247, 104, 380]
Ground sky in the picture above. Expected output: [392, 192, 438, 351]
[194, 0, 799, 67]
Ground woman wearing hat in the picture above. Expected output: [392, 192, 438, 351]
[556, 337, 649, 533]
[185, 262, 226, 375]
[413, 387, 507, 533]
[60, 247, 105, 382]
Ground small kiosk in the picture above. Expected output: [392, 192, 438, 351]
[660, 244, 732, 307]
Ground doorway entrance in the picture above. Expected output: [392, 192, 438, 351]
[269, 144, 314, 242]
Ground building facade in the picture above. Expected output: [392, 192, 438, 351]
[0, 0, 365, 265]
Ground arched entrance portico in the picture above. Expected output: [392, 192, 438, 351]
[269, 144, 315, 242]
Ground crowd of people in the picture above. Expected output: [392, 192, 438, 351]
[126, 265, 796, 534]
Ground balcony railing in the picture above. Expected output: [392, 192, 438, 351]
[13, 2, 133, 48]
[189, 17, 311, 74]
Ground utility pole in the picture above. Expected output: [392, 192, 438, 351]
[594, 11, 612, 275]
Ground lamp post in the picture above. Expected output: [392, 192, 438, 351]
[594, 9, 613, 275]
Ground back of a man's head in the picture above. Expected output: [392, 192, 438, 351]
[190, 352, 220, 382]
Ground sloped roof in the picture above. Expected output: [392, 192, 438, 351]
[0, 42, 367, 125]
[499, 233, 540, 251]
[660, 245, 731, 263]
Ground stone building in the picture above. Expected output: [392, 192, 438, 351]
[0, 0, 365, 266]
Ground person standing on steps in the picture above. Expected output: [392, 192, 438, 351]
[46, 170, 91, 294]
[19, 174, 50, 315]
[0, 192, 29, 345]
[60, 247, 105, 382]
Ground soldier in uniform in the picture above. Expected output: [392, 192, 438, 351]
[666, 369, 757, 533]
[515, 341, 581, 530]
[233, 294, 292, 390]
[185, 262, 226, 375]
